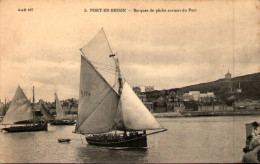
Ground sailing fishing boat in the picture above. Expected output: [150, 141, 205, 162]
[14, 101, 52, 124]
[74, 28, 167, 148]
[50, 92, 75, 125]
[1, 85, 47, 132]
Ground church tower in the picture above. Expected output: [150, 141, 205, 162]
[225, 70, 232, 79]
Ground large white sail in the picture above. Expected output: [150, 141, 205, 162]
[2, 86, 33, 124]
[80, 28, 119, 93]
[75, 56, 119, 134]
[55, 92, 66, 120]
[118, 82, 164, 130]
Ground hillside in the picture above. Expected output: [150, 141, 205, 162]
[177, 72, 260, 103]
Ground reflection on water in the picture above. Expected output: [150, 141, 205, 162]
[0, 116, 259, 163]
[76, 145, 148, 163]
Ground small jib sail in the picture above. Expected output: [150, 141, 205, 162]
[39, 101, 54, 121]
[75, 28, 165, 134]
[116, 82, 163, 130]
[54, 92, 67, 120]
[1, 85, 33, 124]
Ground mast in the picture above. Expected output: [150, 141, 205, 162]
[110, 55, 123, 95]
[115, 58, 123, 95]
[102, 28, 123, 95]
[32, 86, 35, 125]
[3, 97, 7, 116]
[33, 86, 35, 105]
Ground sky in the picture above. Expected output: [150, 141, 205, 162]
[0, 0, 259, 102]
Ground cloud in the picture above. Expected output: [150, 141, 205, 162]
[0, 0, 259, 101]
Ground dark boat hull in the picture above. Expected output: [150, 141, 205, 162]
[14, 120, 34, 124]
[50, 119, 75, 125]
[86, 135, 147, 148]
[2, 123, 48, 133]
[58, 138, 71, 143]
[14, 119, 49, 124]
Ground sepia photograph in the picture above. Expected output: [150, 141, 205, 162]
[0, 0, 259, 163]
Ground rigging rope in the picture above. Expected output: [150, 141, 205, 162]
[91, 61, 115, 69]
[95, 67, 117, 75]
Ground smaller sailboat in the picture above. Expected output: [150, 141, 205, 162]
[50, 92, 75, 125]
[13, 101, 53, 124]
[1, 85, 48, 132]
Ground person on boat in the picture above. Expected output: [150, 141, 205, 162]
[251, 122, 260, 138]
[249, 122, 260, 150]
[123, 131, 127, 138]
[114, 131, 119, 138]
[129, 131, 134, 138]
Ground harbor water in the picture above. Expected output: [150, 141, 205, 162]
[0, 115, 257, 163]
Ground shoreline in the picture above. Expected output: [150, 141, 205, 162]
[153, 109, 260, 118]
[1, 110, 260, 120]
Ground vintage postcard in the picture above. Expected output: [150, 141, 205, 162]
[0, 0, 259, 163]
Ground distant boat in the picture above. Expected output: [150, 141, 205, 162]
[39, 101, 55, 122]
[58, 138, 71, 143]
[1, 85, 47, 132]
[14, 102, 52, 124]
[50, 92, 75, 125]
[13, 93, 53, 124]
[74, 28, 167, 148]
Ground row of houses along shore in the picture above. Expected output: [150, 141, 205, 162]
[1, 72, 260, 116]
[132, 86, 231, 113]
[0, 88, 259, 116]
